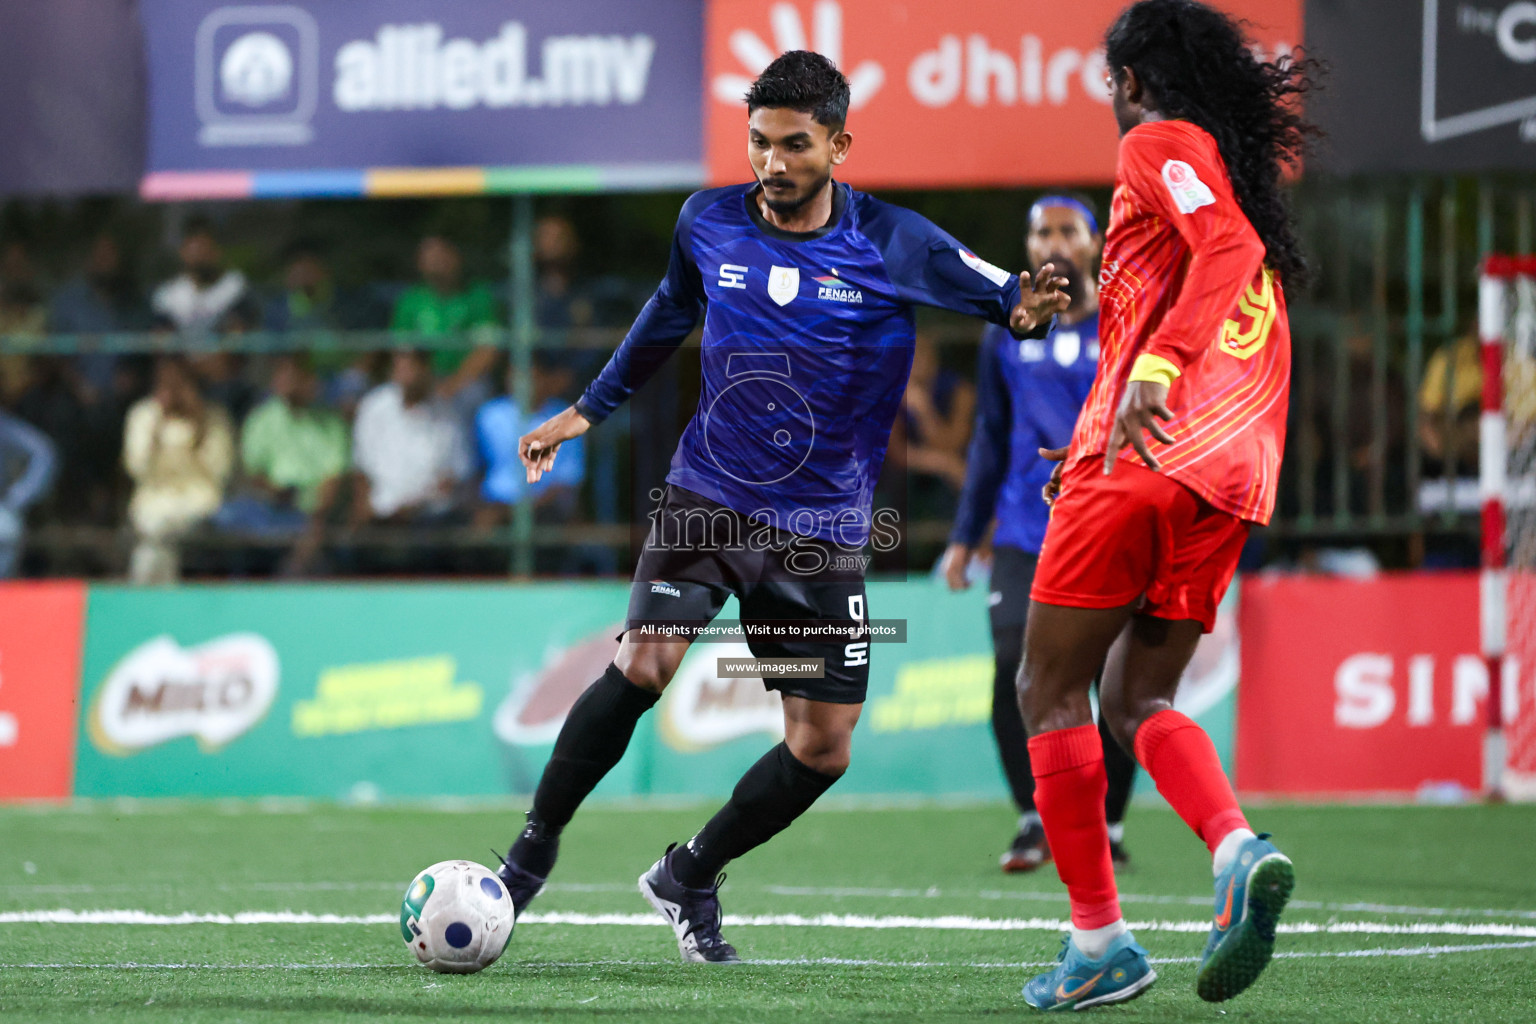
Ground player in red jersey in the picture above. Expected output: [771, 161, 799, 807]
[1018, 0, 1320, 1011]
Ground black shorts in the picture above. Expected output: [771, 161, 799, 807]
[988, 544, 1038, 633]
[625, 485, 870, 704]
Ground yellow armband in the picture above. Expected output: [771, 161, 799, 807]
[1128, 353, 1182, 389]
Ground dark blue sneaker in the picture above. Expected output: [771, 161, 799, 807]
[493, 851, 545, 921]
[638, 844, 740, 964]
[1023, 932, 1156, 1011]
[1196, 833, 1295, 1002]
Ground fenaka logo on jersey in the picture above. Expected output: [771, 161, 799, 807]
[814, 274, 864, 303]
[767, 266, 801, 306]
[1162, 160, 1216, 214]
[650, 581, 683, 598]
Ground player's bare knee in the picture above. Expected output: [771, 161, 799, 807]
[614, 641, 679, 694]
[788, 736, 851, 777]
[1097, 684, 1135, 750]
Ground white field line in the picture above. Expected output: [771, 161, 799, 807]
[5, 908, 1536, 940]
[6, 881, 1536, 923]
[4, 941, 1536, 971]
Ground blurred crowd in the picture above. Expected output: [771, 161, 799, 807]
[0, 214, 630, 581]
[1, 212, 1530, 580]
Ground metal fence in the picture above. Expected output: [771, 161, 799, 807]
[1, 176, 1528, 579]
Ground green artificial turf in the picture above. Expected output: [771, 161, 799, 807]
[1, 801, 1533, 1022]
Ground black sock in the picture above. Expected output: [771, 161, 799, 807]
[670, 742, 840, 889]
[509, 663, 659, 877]
[990, 625, 1034, 812]
[1100, 709, 1137, 827]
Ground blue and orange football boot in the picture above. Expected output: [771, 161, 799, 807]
[1195, 832, 1295, 1002]
[1023, 932, 1157, 1011]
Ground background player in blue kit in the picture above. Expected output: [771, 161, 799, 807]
[941, 196, 1139, 874]
[498, 51, 1069, 963]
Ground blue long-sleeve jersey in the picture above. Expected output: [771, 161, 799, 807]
[577, 181, 1041, 546]
[950, 314, 1100, 554]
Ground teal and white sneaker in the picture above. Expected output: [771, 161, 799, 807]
[1023, 932, 1157, 1011]
[1196, 832, 1295, 1002]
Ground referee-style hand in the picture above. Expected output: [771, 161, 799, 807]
[519, 405, 593, 483]
[1105, 380, 1176, 474]
[1008, 262, 1071, 335]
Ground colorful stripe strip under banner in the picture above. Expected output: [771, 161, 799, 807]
[140, 163, 702, 200]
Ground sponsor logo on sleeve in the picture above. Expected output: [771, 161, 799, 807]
[958, 249, 1013, 287]
[1161, 159, 1216, 214]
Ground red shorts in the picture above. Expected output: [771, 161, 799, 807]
[1030, 455, 1248, 633]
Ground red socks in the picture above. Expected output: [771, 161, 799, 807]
[1134, 709, 1249, 853]
[1029, 724, 1121, 929]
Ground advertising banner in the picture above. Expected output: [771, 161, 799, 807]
[0, 582, 87, 800]
[704, 0, 1301, 188]
[1308, 0, 1536, 173]
[0, 1, 144, 198]
[1237, 573, 1530, 795]
[139, 0, 704, 199]
[73, 579, 1237, 802]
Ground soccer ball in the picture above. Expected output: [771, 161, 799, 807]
[399, 859, 516, 974]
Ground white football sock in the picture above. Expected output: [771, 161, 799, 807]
[1018, 811, 1042, 830]
[1106, 822, 1125, 844]
[1072, 919, 1127, 960]
[1212, 827, 1257, 877]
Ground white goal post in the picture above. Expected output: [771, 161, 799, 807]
[1480, 255, 1536, 801]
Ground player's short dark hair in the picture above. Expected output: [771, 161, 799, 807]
[745, 50, 851, 131]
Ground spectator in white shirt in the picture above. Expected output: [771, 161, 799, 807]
[123, 356, 235, 583]
[350, 349, 472, 527]
[150, 217, 258, 334]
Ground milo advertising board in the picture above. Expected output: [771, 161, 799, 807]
[76, 581, 1238, 799]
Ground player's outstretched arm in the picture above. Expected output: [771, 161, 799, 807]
[1008, 264, 1071, 336]
[519, 406, 592, 484]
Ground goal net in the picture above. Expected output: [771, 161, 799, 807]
[1483, 256, 1536, 801]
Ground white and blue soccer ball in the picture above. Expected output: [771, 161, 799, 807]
[400, 859, 516, 973]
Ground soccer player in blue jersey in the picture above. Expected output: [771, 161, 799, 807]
[495, 50, 1068, 963]
[941, 196, 1140, 874]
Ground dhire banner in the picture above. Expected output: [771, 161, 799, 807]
[705, 0, 1301, 187]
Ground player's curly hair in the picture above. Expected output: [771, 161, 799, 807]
[746, 50, 851, 131]
[1105, 0, 1322, 283]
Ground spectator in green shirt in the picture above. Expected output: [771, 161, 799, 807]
[390, 235, 503, 417]
[213, 354, 349, 574]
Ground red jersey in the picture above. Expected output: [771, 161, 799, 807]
[1070, 120, 1290, 524]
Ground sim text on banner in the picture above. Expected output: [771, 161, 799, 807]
[1237, 573, 1533, 795]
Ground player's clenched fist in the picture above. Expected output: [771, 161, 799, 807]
[519, 405, 592, 483]
[1008, 261, 1071, 335]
